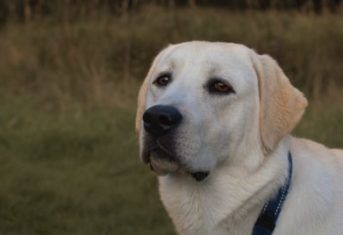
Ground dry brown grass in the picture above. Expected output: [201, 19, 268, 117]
[1, 7, 342, 111]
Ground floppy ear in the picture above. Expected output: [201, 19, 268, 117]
[135, 45, 174, 134]
[135, 53, 163, 133]
[135, 74, 150, 134]
[250, 52, 308, 153]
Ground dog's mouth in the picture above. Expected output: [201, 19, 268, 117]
[191, 171, 209, 181]
[143, 139, 209, 181]
[149, 147, 180, 175]
[143, 140, 180, 175]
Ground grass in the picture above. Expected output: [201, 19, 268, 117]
[0, 96, 174, 235]
[0, 6, 342, 235]
[294, 92, 343, 147]
[0, 90, 341, 235]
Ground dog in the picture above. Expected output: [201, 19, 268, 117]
[135, 41, 343, 235]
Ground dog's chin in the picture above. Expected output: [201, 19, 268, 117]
[149, 149, 180, 176]
[148, 151, 210, 181]
[150, 153, 180, 175]
[141, 139, 210, 180]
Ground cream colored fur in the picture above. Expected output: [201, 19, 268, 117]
[136, 41, 343, 235]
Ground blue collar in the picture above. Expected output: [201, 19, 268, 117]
[252, 152, 293, 235]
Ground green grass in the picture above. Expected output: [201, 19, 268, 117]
[0, 96, 174, 235]
[0, 7, 342, 235]
[0, 91, 341, 235]
[295, 95, 343, 148]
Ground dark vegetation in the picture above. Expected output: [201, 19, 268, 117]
[0, 0, 342, 24]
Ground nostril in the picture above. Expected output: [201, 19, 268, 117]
[143, 112, 153, 124]
[159, 114, 173, 126]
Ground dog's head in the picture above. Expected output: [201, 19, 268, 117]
[136, 42, 307, 179]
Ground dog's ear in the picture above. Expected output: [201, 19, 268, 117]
[135, 45, 174, 134]
[135, 77, 149, 134]
[250, 52, 308, 153]
[135, 55, 163, 133]
[136, 67, 155, 134]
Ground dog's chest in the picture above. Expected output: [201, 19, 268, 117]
[158, 177, 261, 235]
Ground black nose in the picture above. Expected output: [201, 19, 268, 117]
[143, 105, 182, 137]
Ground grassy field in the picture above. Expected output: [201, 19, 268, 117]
[0, 7, 342, 235]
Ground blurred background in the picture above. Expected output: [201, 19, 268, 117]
[0, 1, 342, 234]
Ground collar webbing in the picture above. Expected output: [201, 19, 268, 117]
[252, 152, 293, 235]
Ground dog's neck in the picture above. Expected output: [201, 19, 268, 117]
[158, 139, 290, 235]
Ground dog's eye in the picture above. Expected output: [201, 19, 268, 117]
[207, 79, 235, 95]
[153, 74, 171, 87]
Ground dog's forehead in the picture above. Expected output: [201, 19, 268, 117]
[146, 42, 259, 108]
[151, 42, 257, 95]
[156, 42, 252, 73]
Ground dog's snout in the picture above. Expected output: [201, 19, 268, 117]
[143, 105, 182, 137]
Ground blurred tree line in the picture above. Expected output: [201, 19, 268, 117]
[0, 0, 341, 23]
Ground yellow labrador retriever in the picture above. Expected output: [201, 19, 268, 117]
[135, 41, 343, 235]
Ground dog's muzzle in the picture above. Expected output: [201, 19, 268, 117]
[142, 105, 210, 181]
[142, 105, 182, 175]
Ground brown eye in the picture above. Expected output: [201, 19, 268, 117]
[153, 74, 171, 87]
[207, 79, 235, 95]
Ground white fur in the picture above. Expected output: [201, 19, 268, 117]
[136, 41, 343, 235]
